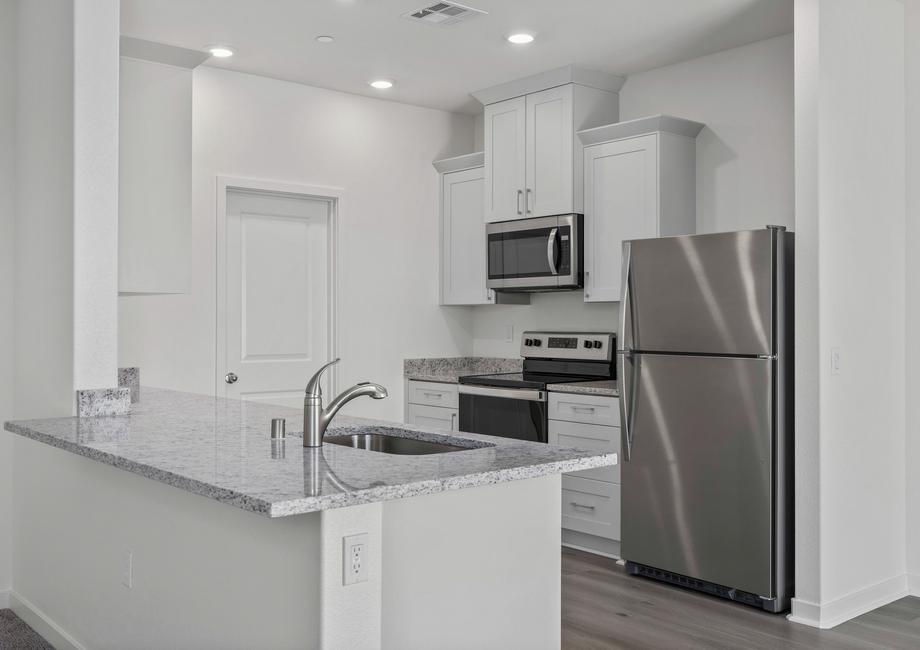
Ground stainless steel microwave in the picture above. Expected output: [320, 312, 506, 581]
[487, 214, 583, 291]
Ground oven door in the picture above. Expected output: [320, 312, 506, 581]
[488, 215, 579, 290]
[458, 385, 548, 443]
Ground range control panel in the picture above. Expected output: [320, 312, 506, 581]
[520, 331, 615, 362]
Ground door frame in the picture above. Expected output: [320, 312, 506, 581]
[215, 176, 342, 399]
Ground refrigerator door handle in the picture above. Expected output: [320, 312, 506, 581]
[619, 241, 631, 349]
[618, 350, 634, 462]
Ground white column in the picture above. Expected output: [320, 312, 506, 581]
[792, 0, 907, 628]
[73, 0, 120, 391]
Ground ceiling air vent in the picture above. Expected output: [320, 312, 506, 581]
[403, 2, 487, 26]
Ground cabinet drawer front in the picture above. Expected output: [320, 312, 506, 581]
[549, 392, 619, 426]
[406, 403, 458, 432]
[548, 420, 620, 483]
[407, 381, 459, 408]
[561, 476, 620, 541]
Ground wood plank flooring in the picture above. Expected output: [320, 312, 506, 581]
[562, 547, 920, 650]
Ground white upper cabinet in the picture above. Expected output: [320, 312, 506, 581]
[475, 66, 624, 224]
[526, 85, 574, 218]
[580, 115, 704, 302]
[434, 153, 493, 305]
[483, 97, 526, 222]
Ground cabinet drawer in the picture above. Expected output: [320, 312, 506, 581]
[561, 476, 620, 541]
[548, 420, 620, 483]
[407, 381, 459, 408]
[549, 392, 619, 426]
[406, 403, 458, 432]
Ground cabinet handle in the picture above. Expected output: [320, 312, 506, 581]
[517, 190, 523, 215]
[572, 406, 596, 413]
[423, 392, 443, 399]
[526, 188, 533, 213]
[570, 502, 596, 511]
[450, 412, 457, 430]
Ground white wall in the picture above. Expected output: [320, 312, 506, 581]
[471, 34, 794, 358]
[14, 0, 76, 419]
[118, 67, 476, 420]
[792, 0, 907, 628]
[0, 0, 17, 600]
[905, 0, 920, 594]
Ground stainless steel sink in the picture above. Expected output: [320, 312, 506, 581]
[324, 432, 470, 455]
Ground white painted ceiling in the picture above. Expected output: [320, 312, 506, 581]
[120, 0, 793, 114]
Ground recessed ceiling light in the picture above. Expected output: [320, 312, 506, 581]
[315, 35, 335, 43]
[207, 45, 235, 58]
[507, 33, 535, 45]
[369, 79, 394, 90]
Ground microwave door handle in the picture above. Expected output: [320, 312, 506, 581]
[546, 227, 558, 275]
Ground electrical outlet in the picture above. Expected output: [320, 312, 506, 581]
[503, 324, 514, 343]
[121, 550, 133, 589]
[342, 533, 369, 586]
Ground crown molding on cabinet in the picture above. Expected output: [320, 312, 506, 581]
[120, 36, 210, 69]
[578, 114, 705, 146]
[432, 151, 485, 173]
[471, 65, 626, 106]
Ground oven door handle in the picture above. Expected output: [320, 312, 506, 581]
[546, 227, 559, 275]
[459, 385, 546, 402]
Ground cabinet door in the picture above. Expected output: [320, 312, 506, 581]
[584, 134, 659, 302]
[525, 85, 574, 218]
[484, 96, 526, 223]
[441, 167, 492, 305]
[406, 403, 458, 431]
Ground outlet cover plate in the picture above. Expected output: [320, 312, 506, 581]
[343, 533, 369, 586]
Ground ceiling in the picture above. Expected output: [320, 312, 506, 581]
[120, 0, 793, 114]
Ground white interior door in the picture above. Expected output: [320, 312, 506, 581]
[221, 189, 333, 407]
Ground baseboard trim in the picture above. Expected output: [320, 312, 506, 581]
[562, 529, 621, 560]
[9, 591, 87, 650]
[909, 573, 920, 597]
[788, 574, 908, 629]
[0, 589, 9, 609]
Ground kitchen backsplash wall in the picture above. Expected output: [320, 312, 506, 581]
[471, 33, 793, 357]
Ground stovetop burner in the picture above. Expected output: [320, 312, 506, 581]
[459, 372, 596, 390]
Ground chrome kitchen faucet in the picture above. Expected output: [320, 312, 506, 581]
[302, 358, 388, 448]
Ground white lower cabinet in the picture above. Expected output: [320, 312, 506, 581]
[561, 476, 621, 541]
[404, 380, 459, 431]
[549, 392, 621, 557]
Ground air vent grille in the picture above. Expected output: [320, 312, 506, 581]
[403, 2, 486, 26]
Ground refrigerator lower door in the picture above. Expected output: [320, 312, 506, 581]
[621, 352, 774, 598]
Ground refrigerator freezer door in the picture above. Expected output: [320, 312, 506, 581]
[622, 229, 774, 356]
[621, 353, 774, 598]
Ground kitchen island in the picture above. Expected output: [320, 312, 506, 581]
[4, 388, 615, 650]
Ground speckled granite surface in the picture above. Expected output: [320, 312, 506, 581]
[548, 380, 619, 397]
[4, 387, 616, 518]
[76, 387, 132, 417]
[404, 357, 523, 383]
[118, 367, 140, 403]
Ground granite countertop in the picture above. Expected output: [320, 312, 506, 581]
[404, 357, 523, 383]
[548, 380, 619, 397]
[4, 388, 616, 519]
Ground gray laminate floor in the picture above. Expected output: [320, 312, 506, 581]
[0, 610, 52, 650]
[562, 547, 920, 649]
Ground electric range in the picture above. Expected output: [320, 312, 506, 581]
[458, 331, 616, 442]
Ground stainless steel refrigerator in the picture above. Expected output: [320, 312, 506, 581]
[617, 226, 793, 613]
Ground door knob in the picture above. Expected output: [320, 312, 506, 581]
[225, 372, 239, 384]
